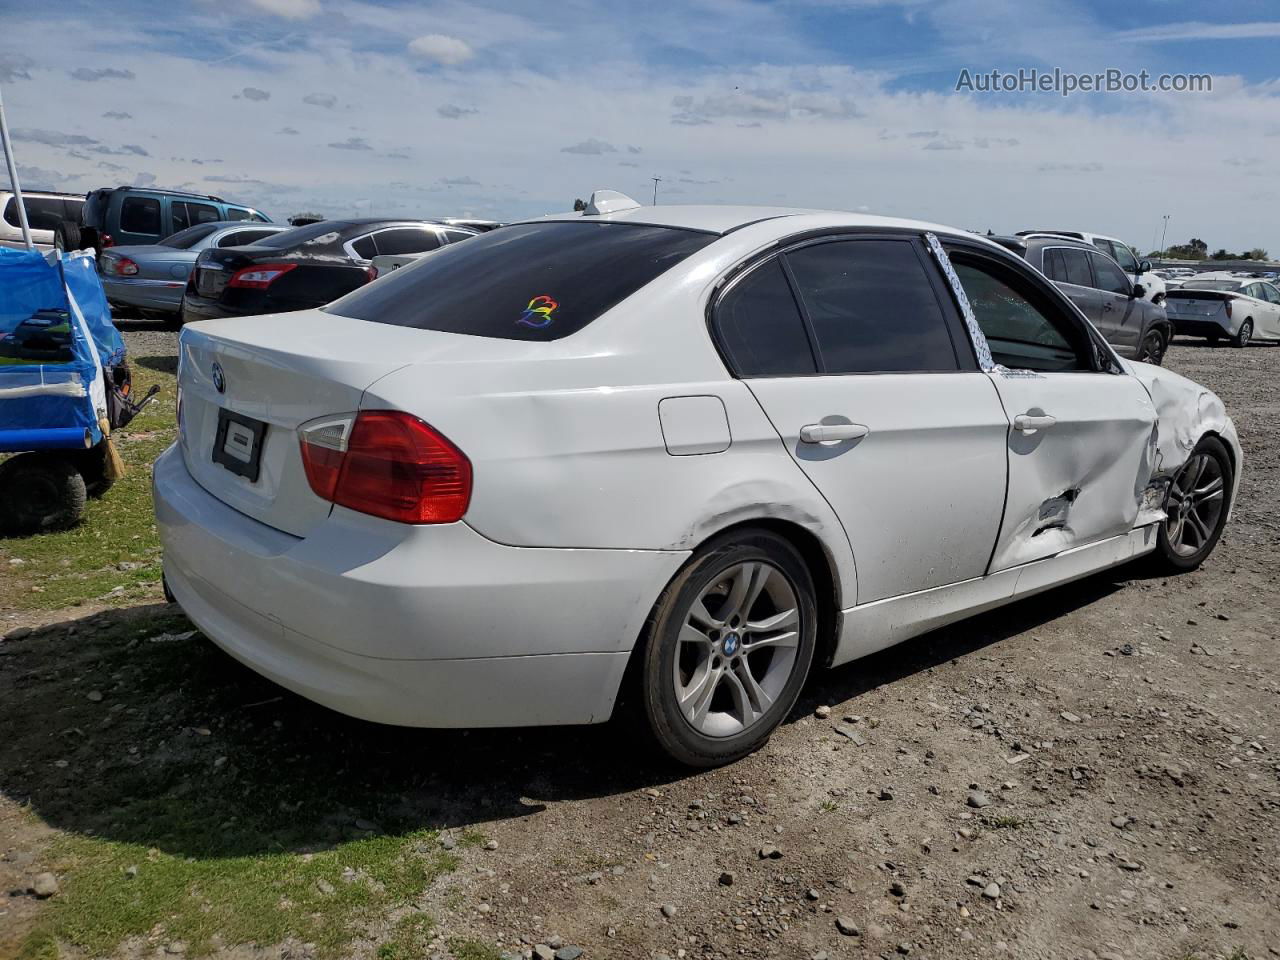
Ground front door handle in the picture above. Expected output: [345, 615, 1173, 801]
[1013, 413, 1057, 433]
[799, 422, 870, 444]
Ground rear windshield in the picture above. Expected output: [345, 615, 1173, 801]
[325, 221, 717, 341]
[159, 223, 219, 249]
[251, 221, 349, 249]
[1181, 280, 1238, 291]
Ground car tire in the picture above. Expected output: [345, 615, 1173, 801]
[634, 529, 818, 767]
[1232, 320, 1252, 349]
[1137, 328, 1167, 365]
[0, 454, 88, 536]
[1150, 436, 1233, 573]
[53, 220, 81, 254]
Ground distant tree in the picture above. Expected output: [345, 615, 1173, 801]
[1244, 247, 1270, 261]
[1210, 248, 1235, 261]
[1164, 237, 1209, 260]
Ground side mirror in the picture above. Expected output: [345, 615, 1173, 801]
[1139, 259, 1152, 274]
[1132, 283, 1146, 299]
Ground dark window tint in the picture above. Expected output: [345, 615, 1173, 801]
[784, 239, 958, 373]
[1090, 253, 1129, 295]
[1042, 248, 1065, 282]
[218, 229, 277, 247]
[1060, 248, 1093, 287]
[715, 257, 815, 376]
[159, 224, 219, 248]
[251, 221, 350, 249]
[120, 196, 161, 235]
[327, 221, 716, 341]
[374, 227, 440, 256]
[187, 202, 220, 225]
[953, 260, 1088, 372]
[1092, 238, 1114, 258]
[443, 228, 476, 243]
[4, 196, 73, 231]
[349, 235, 377, 259]
[225, 207, 255, 222]
[1262, 283, 1280, 305]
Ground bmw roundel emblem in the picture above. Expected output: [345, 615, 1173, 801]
[211, 361, 226, 394]
[722, 632, 740, 656]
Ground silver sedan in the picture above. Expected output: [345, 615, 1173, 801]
[99, 221, 289, 322]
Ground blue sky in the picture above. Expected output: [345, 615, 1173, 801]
[3, 0, 1279, 251]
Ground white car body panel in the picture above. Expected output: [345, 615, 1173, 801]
[1164, 276, 1280, 341]
[157, 205, 1242, 730]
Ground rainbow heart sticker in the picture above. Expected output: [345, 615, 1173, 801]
[518, 295, 559, 328]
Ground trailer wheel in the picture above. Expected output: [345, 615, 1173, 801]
[0, 454, 88, 536]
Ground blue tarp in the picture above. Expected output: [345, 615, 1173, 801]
[0, 247, 121, 444]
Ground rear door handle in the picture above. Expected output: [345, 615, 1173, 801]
[799, 423, 870, 444]
[1013, 413, 1056, 433]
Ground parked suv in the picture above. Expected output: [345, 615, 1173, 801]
[997, 235, 1172, 364]
[1016, 230, 1165, 304]
[57, 186, 270, 254]
[0, 190, 86, 252]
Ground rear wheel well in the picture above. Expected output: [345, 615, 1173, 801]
[692, 519, 842, 670]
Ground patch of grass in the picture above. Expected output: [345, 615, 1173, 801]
[4, 609, 466, 959]
[448, 937, 505, 960]
[818, 799, 839, 813]
[375, 913, 437, 959]
[1, 359, 176, 611]
[32, 827, 452, 958]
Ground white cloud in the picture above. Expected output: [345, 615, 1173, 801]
[328, 136, 373, 150]
[16, 164, 80, 187]
[1117, 21, 1280, 43]
[438, 104, 479, 120]
[302, 92, 337, 108]
[408, 33, 474, 66]
[244, 0, 321, 19]
[561, 138, 617, 155]
[239, 86, 271, 101]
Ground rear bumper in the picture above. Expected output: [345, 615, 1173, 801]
[1169, 316, 1232, 338]
[153, 444, 686, 727]
[103, 276, 185, 312]
[180, 296, 243, 324]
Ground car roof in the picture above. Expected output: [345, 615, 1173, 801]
[522, 203, 999, 243]
[1020, 235, 1097, 252]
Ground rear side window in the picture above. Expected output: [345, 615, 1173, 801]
[375, 228, 440, 256]
[714, 257, 815, 376]
[3, 196, 74, 231]
[327, 221, 716, 341]
[219, 229, 276, 247]
[187, 202, 220, 225]
[349, 235, 377, 259]
[785, 239, 959, 373]
[120, 196, 161, 235]
[443, 228, 476, 243]
[1060, 248, 1093, 287]
[225, 207, 254, 222]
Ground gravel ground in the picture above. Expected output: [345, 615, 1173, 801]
[2, 330, 1277, 960]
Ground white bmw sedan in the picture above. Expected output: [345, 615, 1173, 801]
[154, 193, 1241, 767]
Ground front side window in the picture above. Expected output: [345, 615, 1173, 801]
[714, 256, 816, 377]
[327, 221, 716, 341]
[374, 228, 440, 256]
[952, 258, 1090, 372]
[120, 196, 161, 235]
[784, 239, 959, 373]
[1090, 253, 1130, 295]
[1110, 242, 1139, 273]
[1092, 238, 1115, 259]
[1261, 283, 1280, 305]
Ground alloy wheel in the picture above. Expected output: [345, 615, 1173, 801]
[1165, 453, 1226, 558]
[673, 561, 801, 738]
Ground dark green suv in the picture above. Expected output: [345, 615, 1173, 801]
[57, 186, 270, 253]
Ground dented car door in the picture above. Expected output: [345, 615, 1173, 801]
[945, 249, 1156, 571]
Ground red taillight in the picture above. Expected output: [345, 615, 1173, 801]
[365, 265, 377, 283]
[115, 256, 139, 276]
[298, 411, 472, 524]
[101, 233, 114, 248]
[1224, 300, 1233, 319]
[228, 262, 297, 289]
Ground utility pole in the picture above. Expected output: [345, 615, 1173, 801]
[0, 81, 34, 250]
[651, 177, 661, 206]
[1159, 214, 1170, 255]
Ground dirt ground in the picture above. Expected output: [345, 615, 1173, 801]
[2, 332, 1277, 960]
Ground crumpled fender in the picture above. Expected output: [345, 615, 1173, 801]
[1123, 358, 1242, 525]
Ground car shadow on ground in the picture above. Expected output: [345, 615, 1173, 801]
[0, 574, 1124, 861]
[133, 354, 178, 376]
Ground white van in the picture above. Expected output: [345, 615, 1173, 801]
[0, 190, 85, 252]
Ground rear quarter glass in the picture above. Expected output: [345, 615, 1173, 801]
[325, 221, 717, 341]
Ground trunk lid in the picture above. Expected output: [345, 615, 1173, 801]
[1165, 289, 1233, 318]
[191, 247, 265, 300]
[178, 310, 457, 537]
